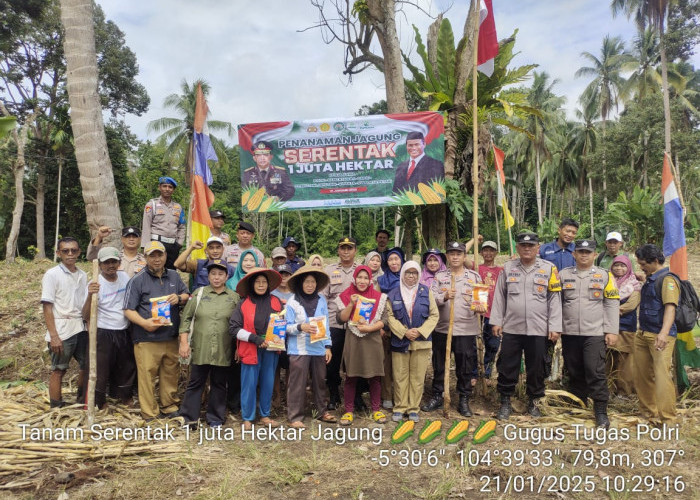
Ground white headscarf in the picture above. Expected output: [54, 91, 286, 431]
[399, 261, 421, 318]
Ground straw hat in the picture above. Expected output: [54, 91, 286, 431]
[287, 265, 330, 294]
[235, 267, 282, 297]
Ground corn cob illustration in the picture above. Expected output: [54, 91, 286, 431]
[246, 188, 266, 211]
[391, 420, 415, 444]
[417, 420, 442, 444]
[445, 420, 470, 444]
[472, 420, 497, 444]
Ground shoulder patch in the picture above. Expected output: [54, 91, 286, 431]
[548, 267, 562, 292]
[604, 271, 620, 299]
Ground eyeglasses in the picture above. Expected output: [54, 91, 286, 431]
[60, 248, 80, 255]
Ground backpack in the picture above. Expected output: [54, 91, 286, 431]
[655, 271, 700, 333]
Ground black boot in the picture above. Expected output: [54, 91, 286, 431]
[594, 400, 610, 428]
[497, 395, 512, 420]
[420, 394, 443, 412]
[458, 395, 472, 417]
[327, 387, 340, 411]
[527, 398, 542, 417]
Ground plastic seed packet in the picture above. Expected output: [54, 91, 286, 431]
[308, 316, 329, 343]
[149, 296, 172, 325]
[265, 309, 287, 351]
[350, 296, 376, 324]
[470, 284, 490, 311]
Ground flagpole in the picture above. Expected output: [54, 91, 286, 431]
[667, 153, 686, 218]
[471, 0, 487, 399]
[186, 137, 195, 250]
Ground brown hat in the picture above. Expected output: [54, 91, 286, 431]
[287, 265, 330, 294]
[235, 267, 282, 297]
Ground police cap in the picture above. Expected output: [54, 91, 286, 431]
[515, 232, 539, 244]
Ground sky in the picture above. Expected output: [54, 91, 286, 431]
[98, 0, 699, 145]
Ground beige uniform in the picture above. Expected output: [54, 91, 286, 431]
[322, 262, 357, 329]
[85, 243, 146, 278]
[490, 258, 562, 336]
[141, 197, 186, 246]
[430, 269, 482, 335]
[560, 266, 620, 336]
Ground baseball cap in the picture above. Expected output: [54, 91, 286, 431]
[209, 209, 224, 219]
[605, 231, 623, 242]
[206, 259, 229, 272]
[121, 226, 141, 237]
[206, 236, 224, 247]
[144, 241, 166, 255]
[282, 237, 298, 248]
[274, 264, 293, 275]
[271, 247, 287, 259]
[97, 247, 120, 262]
[481, 241, 498, 250]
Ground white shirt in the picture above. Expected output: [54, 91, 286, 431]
[95, 272, 130, 330]
[41, 264, 88, 341]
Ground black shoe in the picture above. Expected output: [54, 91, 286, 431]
[420, 395, 444, 412]
[159, 410, 179, 419]
[594, 400, 610, 428]
[497, 396, 512, 420]
[458, 396, 472, 417]
[327, 401, 338, 411]
[527, 398, 542, 417]
[50, 399, 66, 409]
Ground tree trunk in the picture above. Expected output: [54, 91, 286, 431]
[601, 119, 608, 210]
[54, 158, 64, 262]
[59, 0, 122, 243]
[35, 163, 46, 260]
[588, 176, 594, 239]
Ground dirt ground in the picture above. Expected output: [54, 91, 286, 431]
[0, 250, 699, 500]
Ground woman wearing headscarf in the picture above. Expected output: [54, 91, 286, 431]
[224, 248, 260, 413]
[225, 249, 259, 292]
[608, 255, 642, 396]
[375, 247, 404, 409]
[386, 261, 439, 422]
[308, 254, 324, 268]
[420, 248, 446, 288]
[229, 268, 283, 429]
[284, 266, 337, 427]
[364, 251, 384, 286]
[178, 260, 240, 428]
[336, 266, 388, 425]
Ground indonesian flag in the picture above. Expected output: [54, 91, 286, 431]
[662, 153, 687, 279]
[493, 145, 514, 229]
[477, 0, 499, 77]
[190, 83, 218, 260]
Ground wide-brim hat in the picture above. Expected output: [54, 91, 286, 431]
[235, 267, 282, 297]
[287, 265, 330, 294]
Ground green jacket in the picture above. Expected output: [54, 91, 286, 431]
[179, 286, 240, 366]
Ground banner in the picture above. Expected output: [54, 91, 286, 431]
[238, 111, 446, 212]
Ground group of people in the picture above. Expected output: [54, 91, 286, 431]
[40, 177, 680, 430]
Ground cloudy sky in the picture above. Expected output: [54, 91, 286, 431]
[98, 0, 698, 144]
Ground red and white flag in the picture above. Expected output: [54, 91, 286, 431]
[477, 0, 499, 76]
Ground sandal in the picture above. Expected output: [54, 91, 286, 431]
[319, 412, 338, 424]
[339, 412, 354, 426]
[260, 417, 280, 427]
[372, 411, 387, 424]
[242, 421, 253, 430]
[288, 421, 306, 429]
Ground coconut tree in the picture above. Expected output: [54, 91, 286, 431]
[575, 35, 630, 209]
[147, 79, 233, 173]
[572, 98, 599, 237]
[612, 0, 675, 156]
[623, 28, 662, 101]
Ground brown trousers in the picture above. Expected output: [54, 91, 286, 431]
[606, 330, 635, 395]
[634, 331, 677, 422]
[392, 349, 431, 414]
[287, 355, 328, 423]
[134, 340, 180, 419]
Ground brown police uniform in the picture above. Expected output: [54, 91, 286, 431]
[141, 196, 185, 269]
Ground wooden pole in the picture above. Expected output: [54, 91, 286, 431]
[443, 272, 456, 419]
[471, 0, 487, 398]
[87, 259, 99, 425]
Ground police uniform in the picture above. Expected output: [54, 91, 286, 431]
[86, 227, 146, 278]
[423, 242, 483, 415]
[209, 209, 231, 245]
[141, 178, 185, 270]
[560, 240, 620, 425]
[321, 237, 358, 405]
[490, 232, 562, 416]
[243, 141, 295, 201]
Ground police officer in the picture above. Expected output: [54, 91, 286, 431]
[490, 231, 562, 419]
[141, 176, 185, 270]
[282, 236, 305, 272]
[86, 226, 146, 278]
[243, 141, 295, 201]
[222, 221, 266, 269]
[560, 240, 620, 428]
[423, 241, 486, 417]
[322, 237, 358, 409]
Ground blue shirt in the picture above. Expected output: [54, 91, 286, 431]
[539, 240, 575, 271]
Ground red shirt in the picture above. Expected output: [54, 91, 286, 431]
[477, 264, 503, 318]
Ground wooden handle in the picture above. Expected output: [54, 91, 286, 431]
[443, 273, 456, 418]
[87, 259, 98, 424]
